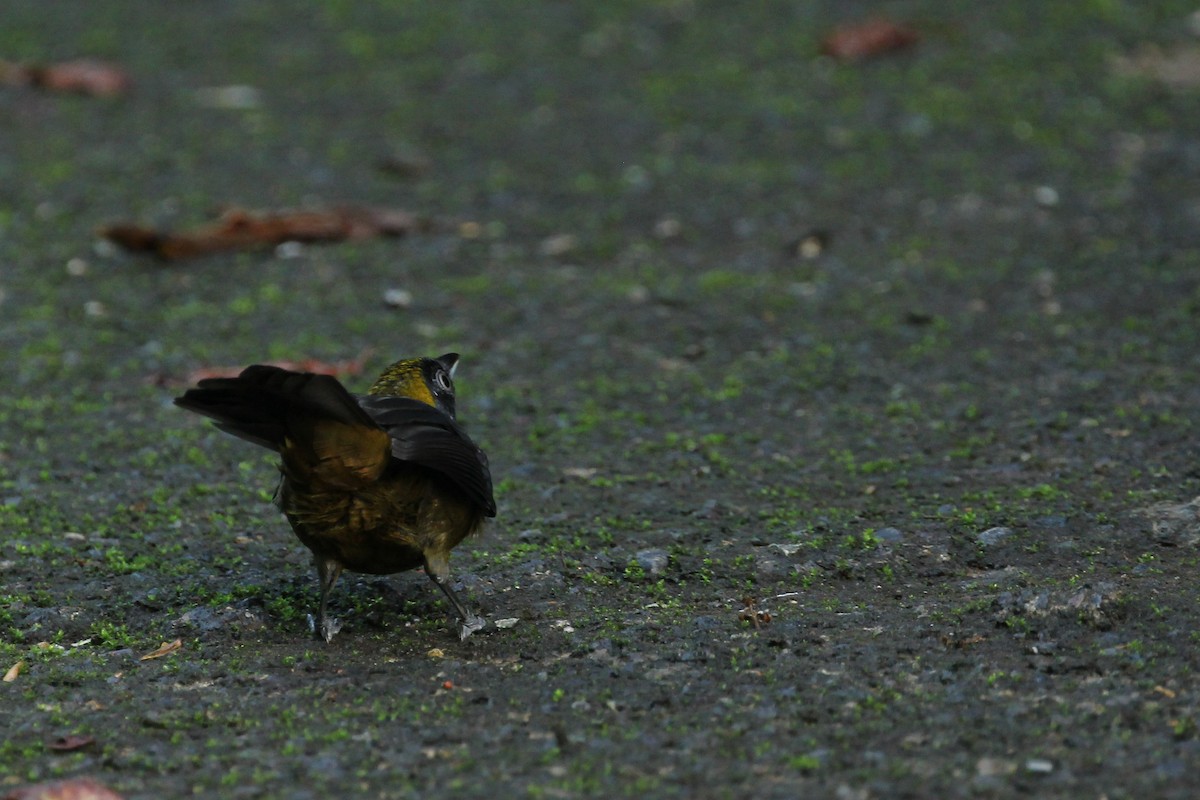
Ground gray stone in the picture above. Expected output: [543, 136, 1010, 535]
[635, 548, 670, 575]
[874, 527, 903, 543]
[977, 526, 1014, 546]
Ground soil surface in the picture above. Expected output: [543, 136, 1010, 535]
[2, 3, 1200, 798]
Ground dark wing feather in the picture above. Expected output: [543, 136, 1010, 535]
[358, 395, 496, 517]
[175, 365, 380, 451]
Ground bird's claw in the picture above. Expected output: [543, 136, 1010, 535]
[308, 613, 343, 643]
[458, 614, 486, 640]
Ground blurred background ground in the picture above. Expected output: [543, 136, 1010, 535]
[1, 2, 1199, 798]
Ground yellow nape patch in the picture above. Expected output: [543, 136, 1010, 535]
[368, 359, 435, 405]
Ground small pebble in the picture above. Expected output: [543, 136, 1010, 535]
[976, 756, 1016, 777]
[654, 216, 682, 239]
[634, 548, 670, 575]
[977, 526, 1014, 547]
[1034, 186, 1059, 207]
[275, 241, 305, 259]
[1025, 758, 1054, 774]
[195, 84, 262, 109]
[873, 527, 903, 543]
[540, 233, 577, 257]
[383, 288, 413, 308]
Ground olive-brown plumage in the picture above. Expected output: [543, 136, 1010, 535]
[174, 353, 495, 641]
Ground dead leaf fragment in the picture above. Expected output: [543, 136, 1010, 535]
[940, 632, 986, 650]
[48, 735, 96, 752]
[99, 206, 427, 260]
[739, 597, 772, 628]
[139, 638, 182, 661]
[3, 660, 24, 682]
[2, 777, 124, 800]
[1, 59, 131, 96]
[28, 59, 131, 96]
[821, 18, 918, 61]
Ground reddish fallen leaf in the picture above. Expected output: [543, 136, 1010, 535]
[183, 349, 374, 385]
[99, 206, 428, 260]
[48, 734, 96, 752]
[0, 59, 131, 96]
[2, 777, 124, 800]
[821, 18, 918, 61]
[30, 59, 131, 96]
[139, 638, 182, 661]
[940, 632, 986, 650]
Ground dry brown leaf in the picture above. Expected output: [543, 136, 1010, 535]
[99, 206, 427, 260]
[47, 735, 96, 752]
[940, 632, 986, 649]
[1, 59, 131, 96]
[739, 597, 771, 628]
[28, 59, 131, 96]
[139, 638, 182, 661]
[821, 18, 919, 61]
[3, 660, 23, 682]
[2, 777, 125, 800]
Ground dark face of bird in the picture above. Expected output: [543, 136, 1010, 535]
[368, 352, 460, 418]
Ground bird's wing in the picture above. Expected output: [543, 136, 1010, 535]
[176, 366, 391, 487]
[358, 395, 497, 517]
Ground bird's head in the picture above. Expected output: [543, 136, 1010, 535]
[368, 353, 460, 418]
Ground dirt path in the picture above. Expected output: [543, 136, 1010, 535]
[2, 3, 1199, 798]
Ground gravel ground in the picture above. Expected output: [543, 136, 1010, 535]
[2, 2, 1200, 798]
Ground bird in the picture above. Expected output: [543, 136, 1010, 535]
[173, 353, 496, 642]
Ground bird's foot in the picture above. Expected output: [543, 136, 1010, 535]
[458, 613, 486, 641]
[307, 613, 343, 643]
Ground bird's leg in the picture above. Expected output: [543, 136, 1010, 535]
[307, 556, 344, 643]
[424, 552, 484, 640]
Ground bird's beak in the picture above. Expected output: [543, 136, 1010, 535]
[436, 353, 460, 378]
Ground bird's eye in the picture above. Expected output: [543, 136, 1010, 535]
[434, 370, 452, 391]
